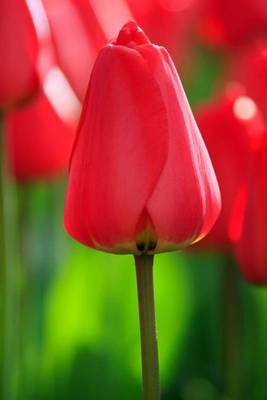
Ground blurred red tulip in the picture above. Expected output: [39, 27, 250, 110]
[198, 0, 267, 47]
[64, 22, 221, 255]
[0, 0, 39, 109]
[233, 39, 267, 118]
[25, 0, 58, 79]
[5, 67, 80, 182]
[235, 136, 267, 284]
[195, 86, 265, 249]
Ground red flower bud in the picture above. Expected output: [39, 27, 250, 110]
[64, 22, 221, 255]
[195, 86, 265, 249]
[235, 136, 267, 284]
[0, 0, 39, 109]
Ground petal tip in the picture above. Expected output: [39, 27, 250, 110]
[115, 21, 150, 47]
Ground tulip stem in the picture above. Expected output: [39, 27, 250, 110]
[0, 112, 7, 399]
[0, 112, 17, 400]
[135, 255, 160, 400]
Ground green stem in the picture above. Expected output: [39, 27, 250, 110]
[134, 255, 160, 400]
[0, 112, 18, 400]
[0, 112, 7, 399]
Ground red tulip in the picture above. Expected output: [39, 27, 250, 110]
[0, 0, 39, 109]
[64, 22, 221, 254]
[235, 135, 267, 284]
[5, 67, 80, 181]
[198, 0, 267, 47]
[195, 86, 265, 249]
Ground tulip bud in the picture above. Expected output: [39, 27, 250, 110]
[0, 0, 39, 109]
[64, 22, 221, 255]
[235, 136, 267, 284]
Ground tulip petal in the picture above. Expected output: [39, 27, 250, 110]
[64, 44, 168, 252]
[138, 46, 221, 249]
